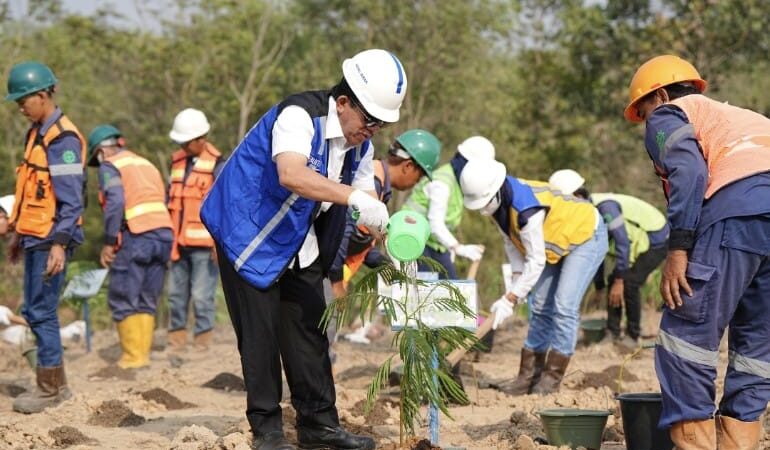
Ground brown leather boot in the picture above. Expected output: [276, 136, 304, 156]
[193, 329, 213, 350]
[167, 329, 188, 350]
[717, 415, 762, 450]
[496, 348, 546, 395]
[670, 419, 716, 449]
[13, 365, 72, 414]
[530, 350, 570, 394]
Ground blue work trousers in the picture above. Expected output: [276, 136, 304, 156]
[524, 219, 609, 356]
[418, 246, 458, 279]
[108, 232, 171, 321]
[22, 248, 67, 367]
[655, 216, 770, 428]
[167, 247, 219, 334]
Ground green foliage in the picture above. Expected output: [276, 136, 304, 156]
[324, 259, 477, 442]
[0, 0, 767, 325]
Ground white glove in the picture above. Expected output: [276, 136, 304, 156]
[454, 244, 484, 261]
[489, 296, 514, 330]
[348, 190, 389, 234]
[0, 305, 12, 327]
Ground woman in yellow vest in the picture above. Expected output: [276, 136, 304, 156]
[460, 159, 608, 395]
[166, 108, 224, 351]
[625, 54, 770, 448]
[549, 169, 669, 348]
[5, 61, 85, 414]
[87, 125, 173, 370]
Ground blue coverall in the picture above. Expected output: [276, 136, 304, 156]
[646, 105, 770, 428]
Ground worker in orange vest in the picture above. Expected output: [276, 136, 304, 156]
[87, 125, 173, 369]
[166, 108, 224, 351]
[625, 55, 770, 449]
[5, 61, 85, 414]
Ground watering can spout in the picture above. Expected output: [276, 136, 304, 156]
[386, 210, 431, 262]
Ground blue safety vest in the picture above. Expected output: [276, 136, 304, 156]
[200, 90, 370, 289]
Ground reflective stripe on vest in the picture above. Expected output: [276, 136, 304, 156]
[105, 150, 172, 234]
[402, 163, 463, 252]
[11, 115, 86, 238]
[506, 179, 596, 264]
[668, 94, 770, 198]
[591, 193, 666, 264]
[200, 91, 371, 289]
[168, 143, 221, 260]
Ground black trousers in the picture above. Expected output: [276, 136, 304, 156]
[607, 245, 667, 339]
[218, 247, 338, 435]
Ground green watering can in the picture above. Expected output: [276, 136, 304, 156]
[386, 210, 431, 262]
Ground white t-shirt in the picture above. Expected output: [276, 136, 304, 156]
[271, 96, 375, 268]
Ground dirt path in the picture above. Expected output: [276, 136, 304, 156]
[0, 309, 767, 449]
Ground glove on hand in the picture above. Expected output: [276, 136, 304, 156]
[490, 296, 514, 330]
[348, 190, 389, 234]
[454, 244, 484, 261]
[0, 305, 12, 326]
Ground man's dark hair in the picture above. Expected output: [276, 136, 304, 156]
[639, 82, 701, 105]
[331, 77, 357, 101]
[574, 187, 590, 199]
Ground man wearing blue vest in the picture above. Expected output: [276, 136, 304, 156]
[201, 49, 407, 450]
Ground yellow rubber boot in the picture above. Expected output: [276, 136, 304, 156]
[137, 313, 155, 358]
[670, 419, 716, 450]
[717, 415, 762, 450]
[116, 315, 149, 369]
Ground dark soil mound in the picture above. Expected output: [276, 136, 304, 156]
[202, 372, 245, 392]
[411, 438, 441, 449]
[88, 399, 145, 427]
[579, 364, 639, 390]
[349, 398, 398, 426]
[89, 365, 136, 381]
[49, 425, 96, 447]
[0, 380, 28, 398]
[141, 388, 195, 410]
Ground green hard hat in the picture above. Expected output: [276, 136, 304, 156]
[395, 129, 441, 179]
[5, 61, 57, 101]
[87, 124, 122, 166]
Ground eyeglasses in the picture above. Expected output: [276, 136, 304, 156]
[349, 95, 387, 130]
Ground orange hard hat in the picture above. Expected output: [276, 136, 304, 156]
[624, 55, 707, 122]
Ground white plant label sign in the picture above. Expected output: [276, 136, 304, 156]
[383, 279, 478, 330]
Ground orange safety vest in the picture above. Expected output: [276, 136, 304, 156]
[668, 94, 770, 198]
[167, 143, 221, 260]
[11, 115, 86, 239]
[101, 150, 172, 236]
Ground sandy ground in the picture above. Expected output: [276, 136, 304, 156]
[0, 309, 768, 450]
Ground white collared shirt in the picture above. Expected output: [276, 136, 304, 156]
[272, 96, 375, 268]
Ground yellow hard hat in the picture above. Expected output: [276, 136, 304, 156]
[624, 55, 707, 122]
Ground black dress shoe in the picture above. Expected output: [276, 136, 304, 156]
[297, 425, 375, 450]
[252, 431, 296, 450]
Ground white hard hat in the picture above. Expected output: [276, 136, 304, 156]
[461, 159, 507, 210]
[457, 136, 496, 160]
[549, 169, 585, 195]
[169, 108, 211, 144]
[0, 195, 14, 216]
[342, 49, 407, 123]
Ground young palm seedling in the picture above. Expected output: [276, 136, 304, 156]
[323, 257, 479, 446]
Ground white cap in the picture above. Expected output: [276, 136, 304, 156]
[169, 108, 211, 144]
[549, 169, 585, 195]
[457, 136, 495, 160]
[461, 160, 507, 210]
[342, 49, 407, 123]
[0, 195, 14, 216]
